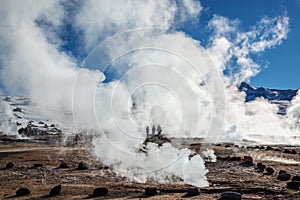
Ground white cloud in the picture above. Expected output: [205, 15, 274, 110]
[74, 0, 202, 50]
[207, 14, 289, 84]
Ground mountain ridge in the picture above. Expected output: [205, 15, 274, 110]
[239, 82, 298, 115]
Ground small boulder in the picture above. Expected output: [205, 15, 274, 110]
[33, 163, 43, 168]
[58, 162, 69, 169]
[239, 160, 253, 167]
[277, 173, 291, 181]
[260, 165, 266, 170]
[279, 170, 287, 174]
[274, 148, 281, 152]
[283, 149, 291, 154]
[92, 187, 108, 197]
[5, 162, 15, 169]
[145, 187, 157, 196]
[292, 175, 300, 182]
[18, 127, 25, 134]
[223, 156, 231, 161]
[217, 156, 223, 161]
[185, 188, 200, 197]
[264, 167, 275, 175]
[257, 162, 266, 170]
[291, 150, 297, 154]
[256, 163, 266, 173]
[220, 191, 242, 200]
[243, 156, 253, 162]
[13, 107, 22, 112]
[286, 181, 300, 190]
[16, 188, 31, 196]
[266, 146, 273, 151]
[228, 156, 241, 161]
[77, 162, 89, 170]
[49, 184, 61, 196]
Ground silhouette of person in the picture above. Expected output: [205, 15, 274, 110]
[157, 125, 162, 135]
[152, 125, 156, 135]
[146, 126, 149, 137]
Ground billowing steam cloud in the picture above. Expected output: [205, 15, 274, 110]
[0, 0, 299, 187]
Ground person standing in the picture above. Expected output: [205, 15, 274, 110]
[146, 126, 149, 137]
[152, 125, 156, 135]
[157, 125, 162, 135]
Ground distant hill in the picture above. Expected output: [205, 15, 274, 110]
[239, 82, 298, 115]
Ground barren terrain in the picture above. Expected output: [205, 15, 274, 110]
[1, 134, 300, 199]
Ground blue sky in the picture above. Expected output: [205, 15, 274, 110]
[188, 0, 300, 89]
[0, 0, 299, 94]
[54, 0, 300, 90]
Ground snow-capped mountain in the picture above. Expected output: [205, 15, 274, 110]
[239, 82, 298, 115]
[0, 96, 65, 137]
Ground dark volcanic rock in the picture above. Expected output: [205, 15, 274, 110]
[277, 173, 291, 181]
[33, 163, 43, 168]
[286, 181, 300, 190]
[256, 162, 266, 173]
[291, 150, 297, 154]
[283, 149, 290, 154]
[145, 187, 157, 196]
[264, 167, 275, 175]
[217, 156, 223, 160]
[283, 149, 297, 154]
[257, 162, 263, 168]
[283, 149, 293, 154]
[266, 146, 273, 151]
[220, 191, 242, 200]
[292, 175, 300, 182]
[261, 165, 267, 170]
[13, 107, 22, 112]
[92, 187, 108, 197]
[183, 188, 200, 197]
[239, 160, 253, 167]
[279, 170, 287, 174]
[16, 188, 31, 196]
[228, 156, 241, 161]
[274, 148, 281, 152]
[58, 162, 69, 169]
[49, 184, 61, 196]
[243, 156, 253, 162]
[18, 127, 25, 134]
[77, 162, 89, 170]
[5, 162, 15, 169]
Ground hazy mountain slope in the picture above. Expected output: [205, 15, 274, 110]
[239, 82, 298, 115]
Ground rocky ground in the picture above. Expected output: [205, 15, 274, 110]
[1, 134, 300, 200]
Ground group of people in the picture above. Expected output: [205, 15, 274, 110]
[146, 125, 162, 136]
